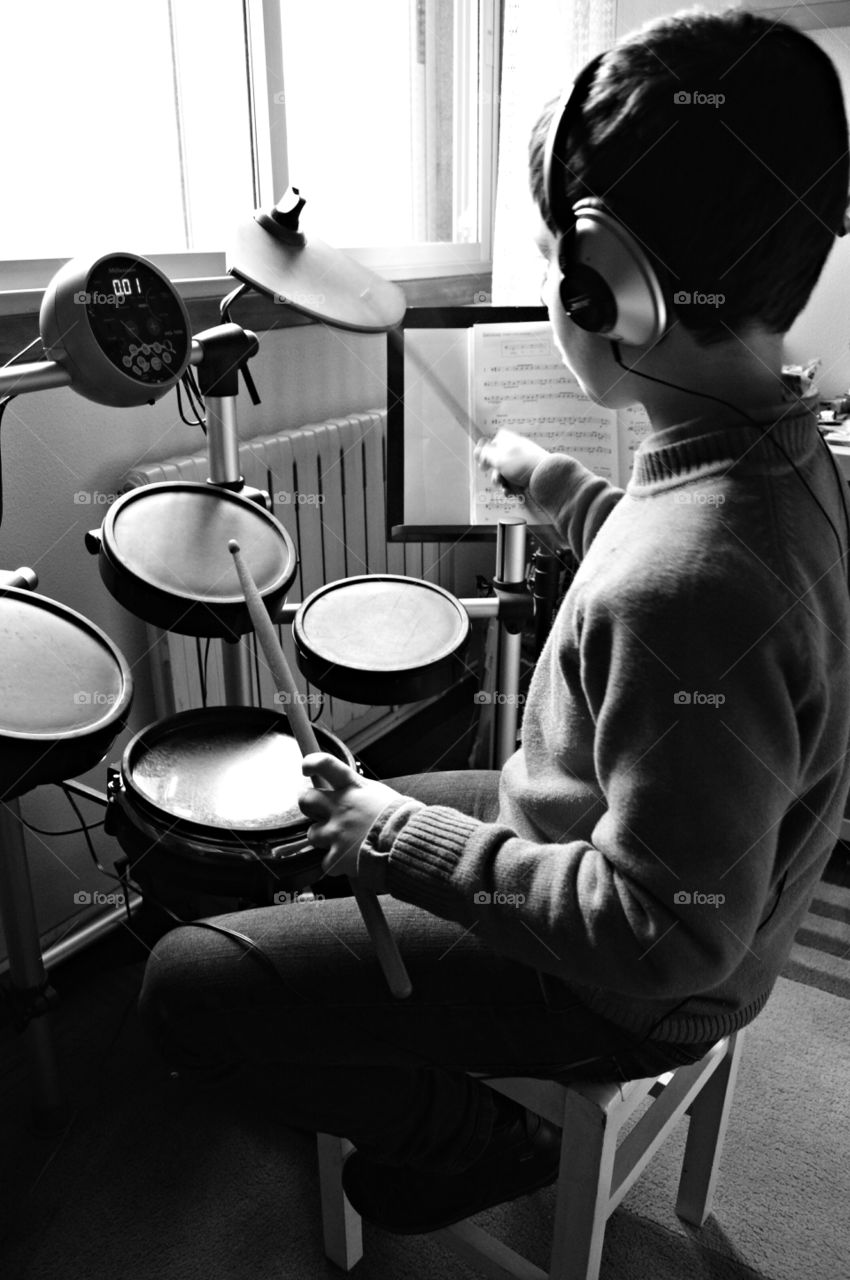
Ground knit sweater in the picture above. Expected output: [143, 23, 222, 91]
[361, 399, 850, 1044]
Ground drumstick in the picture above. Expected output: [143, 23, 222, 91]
[228, 539, 413, 1000]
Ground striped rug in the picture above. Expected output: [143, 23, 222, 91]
[782, 848, 850, 999]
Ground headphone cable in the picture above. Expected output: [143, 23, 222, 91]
[610, 340, 850, 571]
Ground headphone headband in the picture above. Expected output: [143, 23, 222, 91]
[542, 51, 667, 346]
[543, 53, 607, 232]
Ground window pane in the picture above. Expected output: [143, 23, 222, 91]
[277, 0, 479, 247]
[0, 0, 253, 260]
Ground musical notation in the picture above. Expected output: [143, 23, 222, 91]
[482, 375, 574, 389]
[470, 321, 622, 523]
[400, 319, 653, 528]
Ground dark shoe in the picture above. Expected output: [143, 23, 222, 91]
[341, 1104, 561, 1234]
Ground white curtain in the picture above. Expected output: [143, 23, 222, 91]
[491, 0, 618, 304]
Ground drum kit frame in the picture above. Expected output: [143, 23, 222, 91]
[0, 310, 538, 1126]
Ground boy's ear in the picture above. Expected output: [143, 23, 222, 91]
[556, 199, 667, 347]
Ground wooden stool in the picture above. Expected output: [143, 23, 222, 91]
[317, 1030, 744, 1279]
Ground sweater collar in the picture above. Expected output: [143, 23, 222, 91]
[631, 398, 820, 489]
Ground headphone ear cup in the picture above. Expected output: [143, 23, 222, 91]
[565, 200, 667, 346]
[557, 230, 619, 333]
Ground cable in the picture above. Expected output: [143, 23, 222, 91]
[19, 814, 105, 838]
[61, 779, 299, 983]
[176, 372, 206, 434]
[184, 366, 205, 416]
[610, 341, 850, 572]
[61, 784, 110, 877]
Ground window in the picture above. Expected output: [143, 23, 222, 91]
[0, 0, 499, 305]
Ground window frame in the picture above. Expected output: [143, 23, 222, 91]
[0, 0, 500, 316]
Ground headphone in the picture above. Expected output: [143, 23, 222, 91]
[543, 44, 847, 350]
[542, 48, 850, 575]
[542, 52, 668, 348]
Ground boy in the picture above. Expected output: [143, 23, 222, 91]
[140, 8, 850, 1235]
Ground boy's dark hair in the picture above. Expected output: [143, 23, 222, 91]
[530, 9, 849, 344]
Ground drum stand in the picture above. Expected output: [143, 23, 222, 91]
[191, 323, 263, 706]
[0, 567, 64, 1128]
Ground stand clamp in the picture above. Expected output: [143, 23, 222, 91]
[490, 577, 534, 635]
[194, 323, 261, 403]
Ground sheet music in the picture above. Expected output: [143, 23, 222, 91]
[469, 322, 618, 524]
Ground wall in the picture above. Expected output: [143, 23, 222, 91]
[784, 26, 850, 395]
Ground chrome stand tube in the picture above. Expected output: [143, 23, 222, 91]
[203, 393, 253, 705]
[204, 395, 242, 486]
[493, 519, 528, 768]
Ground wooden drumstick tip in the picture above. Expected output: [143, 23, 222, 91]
[228, 539, 241, 555]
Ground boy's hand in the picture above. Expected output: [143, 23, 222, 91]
[299, 752, 403, 878]
[474, 429, 548, 493]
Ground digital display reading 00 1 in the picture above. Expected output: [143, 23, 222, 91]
[85, 256, 191, 385]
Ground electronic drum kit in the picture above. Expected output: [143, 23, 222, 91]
[0, 190, 537, 1119]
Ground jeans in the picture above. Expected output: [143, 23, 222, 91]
[138, 771, 714, 1173]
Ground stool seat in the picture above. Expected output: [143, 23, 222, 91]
[317, 1031, 744, 1280]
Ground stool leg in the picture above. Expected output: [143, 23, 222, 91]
[676, 1031, 744, 1225]
[316, 1133, 363, 1272]
[549, 1092, 619, 1280]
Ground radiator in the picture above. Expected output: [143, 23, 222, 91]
[124, 410, 465, 749]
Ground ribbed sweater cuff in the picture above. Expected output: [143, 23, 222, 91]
[384, 806, 480, 916]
